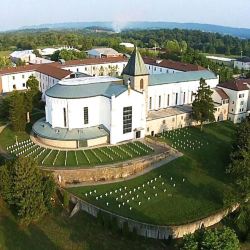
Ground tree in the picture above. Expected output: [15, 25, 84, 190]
[227, 118, 250, 200]
[192, 78, 215, 131]
[0, 157, 55, 225]
[181, 227, 240, 250]
[9, 91, 26, 131]
[51, 49, 86, 61]
[0, 56, 12, 69]
[33, 49, 42, 57]
[15, 58, 26, 66]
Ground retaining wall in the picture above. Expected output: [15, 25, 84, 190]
[51, 150, 176, 185]
[69, 193, 239, 239]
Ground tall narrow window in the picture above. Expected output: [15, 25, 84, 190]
[123, 106, 132, 134]
[149, 97, 152, 110]
[63, 108, 67, 127]
[183, 92, 186, 104]
[175, 93, 178, 105]
[84, 107, 89, 124]
[167, 94, 170, 106]
[159, 96, 161, 108]
[140, 79, 144, 90]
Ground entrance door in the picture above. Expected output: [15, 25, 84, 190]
[136, 131, 141, 139]
[151, 131, 155, 136]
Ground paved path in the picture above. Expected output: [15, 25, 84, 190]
[66, 152, 183, 188]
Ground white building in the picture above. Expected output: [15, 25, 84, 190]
[120, 43, 135, 48]
[32, 47, 220, 149]
[206, 55, 235, 67]
[218, 79, 249, 123]
[234, 57, 250, 71]
[86, 48, 123, 58]
[10, 50, 36, 64]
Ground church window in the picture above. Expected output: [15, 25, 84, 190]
[123, 106, 132, 134]
[140, 79, 144, 89]
[159, 96, 161, 108]
[183, 92, 186, 104]
[167, 94, 170, 106]
[84, 107, 89, 124]
[149, 97, 152, 109]
[63, 108, 67, 127]
[175, 93, 178, 105]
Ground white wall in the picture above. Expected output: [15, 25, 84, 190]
[218, 87, 249, 123]
[45, 95, 111, 130]
[146, 64, 181, 75]
[110, 90, 146, 144]
[234, 61, 250, 70]
[1, 71, 35, 93]
[148, 78, 219, 110]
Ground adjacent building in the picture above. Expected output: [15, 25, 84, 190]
[234, 57, 250, 71]
[86, 48, 123, 58]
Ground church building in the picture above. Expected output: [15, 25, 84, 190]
[33, 47, 219, 148]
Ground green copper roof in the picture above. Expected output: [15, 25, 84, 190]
[45, 81, 127, 99]
[122, 47, 149, 76]
[149, 70, 217, 86]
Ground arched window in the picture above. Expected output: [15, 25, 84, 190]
[140, 79, 144, 89]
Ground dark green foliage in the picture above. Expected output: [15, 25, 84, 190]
[51, 49, 86, 61]
[0, 56, 12, 69]
[192, 78, 215, 131]
[0, 95, 11, 121]
[122, 221, 130, 237]
[11, 157, 46, 225]
[0, 157, 56, 225]
[227, 118, 250, 200]
[63, 191, 70, 209]
[26, 75, 39, 93]
[9, 91, 26, 131]
[0, 163, 12, 203]
[15, 58, 26, 66]
[42, 173, 56, 211]
[181, 227, 240, 250]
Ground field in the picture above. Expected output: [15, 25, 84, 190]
[0, 200, 166, 250]
[4, 138, 154, 168]
[69, 122, 236, 225]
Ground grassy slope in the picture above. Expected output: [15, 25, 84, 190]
[68, 122, 236, 225]
[0, 200, 167, 250]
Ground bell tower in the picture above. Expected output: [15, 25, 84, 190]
[122, 47, 149, 114]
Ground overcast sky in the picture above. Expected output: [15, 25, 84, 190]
[0, 0, 250, 31]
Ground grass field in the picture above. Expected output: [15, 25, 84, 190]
[68, 122, 236, 225]
[0, 200, 167, 250]
[1, 126, 154, 168]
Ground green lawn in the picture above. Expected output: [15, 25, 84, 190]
[68, 122, 236, 225]
[0, 124, 154, 168]
[0, 200, 166, 250]
[0, 50, 12, 57]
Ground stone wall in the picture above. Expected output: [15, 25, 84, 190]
[69, 192, 239, 240]
[51, 150, 174, 185]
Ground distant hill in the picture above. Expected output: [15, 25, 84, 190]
[20, 22, 250, 39]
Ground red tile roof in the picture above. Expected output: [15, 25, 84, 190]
[218, 79, 249, 91]
[36, 65, 72, 80]
[0, 65, 38, 75]
[213, 87, 229, 100]
[143, 57, 205, 72]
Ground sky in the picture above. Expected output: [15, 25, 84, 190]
[0, 0, 250, 31]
